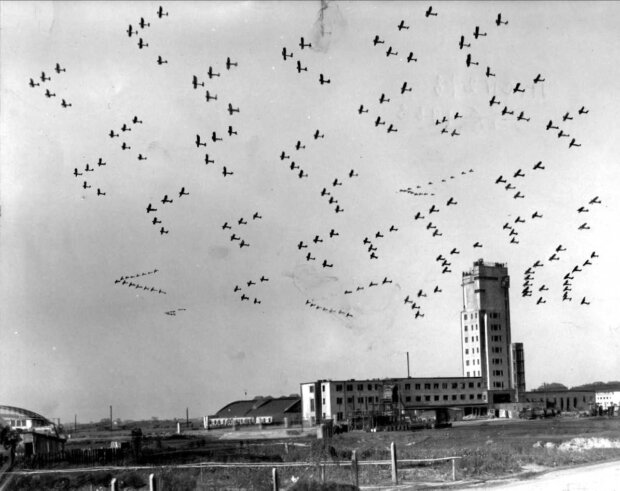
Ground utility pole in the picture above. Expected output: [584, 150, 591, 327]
[406, 352, 410, 378]
[186, 407, 189, 427]
[74, 414, 77, 433]
[110, 405, 113, 431]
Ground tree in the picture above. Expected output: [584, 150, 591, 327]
[0, 426, 21, 464]
[536, 382, 568, 391]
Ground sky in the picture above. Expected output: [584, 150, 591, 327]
[1, 1, 619, 424]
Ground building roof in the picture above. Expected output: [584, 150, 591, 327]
[247, 397, 300, 417]
[215, 399, 262, 418]
[0, 405, 52, 425]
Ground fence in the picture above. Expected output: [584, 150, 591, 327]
[6, 442, 461, 489]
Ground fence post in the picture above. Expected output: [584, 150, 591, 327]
[391, 441, 398, 484]
[149, 473, 157, 491]
[351, 449, 359, 487]
[320, 464, 326, 483]
[272, 467, 279, 491]
[452, 458, 456, 481]
[110, 478, 118, 491]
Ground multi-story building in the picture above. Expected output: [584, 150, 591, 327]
[300, 259, 526, 425]
[595, 390, 620, 410]
[461, 260, 521, 403]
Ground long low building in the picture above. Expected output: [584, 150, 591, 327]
[301, 377, 491, 425]
[204, 396, 301, 429]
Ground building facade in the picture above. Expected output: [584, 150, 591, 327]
[461, 260, 520, 403]
[595, 390, 620, 410]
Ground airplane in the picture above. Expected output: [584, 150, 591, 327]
[533, 161, 545, 170]
[319, 73, 331, 85]
[238, 217, 247, 225]
[299, 37, 312, 49]
[314, 129, 324, 139]
[514, 169, 525, 178]
[138, 38, 149, 49]
[501, 106, 514, 116]
[222, 222, 231, 230]
[386, 46, 398, 57]
[322, 260, 333, 268]
[132, 116, 143, 124]
[397, 20, 409, 30]
[253, 212, 262, 220]
[369, 281, 378, 288]
[581, 297, 590, 305]
[533, 73, 545, 83]
[375, 231, 384, 238]
[434, 286, 442, 293]
[510, 237, 519, 244]
[578, 223, 590, 230]
[313, 235, 323, 244]
[373, 34, 384, 46]
[73, 168, 82, 177]
[532, 211, 542, 219]
[121, 142, 131, 150]
[370, 252, 378, 259]
[297, 241, 308, 250]
[548, 253, 559, 261]
[230, 234, 240, 241]
[418, 289, 427, 298]
[179, 187, 189, 197]
[473, 242, 483, 248]
[433, 229, 442, 237]
[157, 55, 168, 65]
[211, 131, 223, 142]
[195, 134, 206, 148]
[333, 178, 342, 187]
[589, 196, 601, 204]
[97, 189, 106, 196]
[152, 217, 161, 225]
[569, 139, 581, 148]
[517, 112, 530, 122]
[45, 89, 56, 98]
[146, 203, 157, 213]
[514, 191, 525, 199]
[349, 169, 358, 178]
[298, 169, 308, 178]
[383, 277, 392, 284]
[226, 57, 238, 70]
[222, 166, 233, 176]
[228, 103, 240, 115]
[127, 24, 137, 37]
[375, 116, 385, 127]
[165, 311, 176, 316]
[496, 13, 508, 26]
[61, 99, 72, 108]
[406, 52, 418, 63]
[240, 294, 250, 302]
[591, 251, 599, 258]
[358, 104, 368, 114]
[121, 123, 132, 132]
[546, 120, 559, 130]
[583, 259, 592, 267]
[563, 112, 573, 121]
[562, 295, 572, 302]
[513, 82, 525, 93]
[84, 163, 94, 172]
[401, 82, 412, 94]
[536, 297, 546, 305]
[435, 116, 447, 125]
[282, 47, 293, 60]
[157, 6, 168, 18]
[335, 204, 344, 213]
[205, 90, 217, 102]
[295, 59, 308, 73]
[253, 298, 261, 304]
[454, 112, 462, 119]
[447, 197, 457, 206]
[442, 266, 451, 273]
[425, 6, 437, 17]
[473, 26, 487, 39]
[558, 130, 569, 138]
[40, 71, 51, 82]
[387, 124, 398, 133]
[161, 195, 173, 204]
[290, 161, 299, 170]
[458, 35, 470, 50]
[466, 53, 478, 67]
[451, 129, 459, 137]
[207, 66, 220, 79]
[505, 183, 515, 190]
[192, 75, 205, 89]
[28, 78, 40, 87]
[429, 204, 439, 214]
[578, 106, 589, 115]
[485, 66, 495, 78]
[295, 141, 305, 150]
[306, 252, 315, 261]
[97, 158, 106, 166]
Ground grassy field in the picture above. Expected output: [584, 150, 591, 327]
[6, 416, 620, 490]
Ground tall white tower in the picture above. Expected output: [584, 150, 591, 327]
[461, 259, 514, 403]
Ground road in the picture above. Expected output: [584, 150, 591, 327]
[474, 459, 620, 490]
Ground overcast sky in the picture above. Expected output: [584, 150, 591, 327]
[1, 1, 619, 424]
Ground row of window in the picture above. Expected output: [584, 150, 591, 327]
[492, 370, 504, 376]
[464, 348, 480, 354]
[327, 381, 482, 392]
[463, 325, 479, 332]
[491, 358, 504, 365]
[332, 393, 486, 405]
[492, 381, 505, 388]
[491, 346, 503, 353]
[466, 371, 481, 377]
[465, 359, 480, 366]
[490, 324, 502, 331]
[464, 336, 479, 343]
